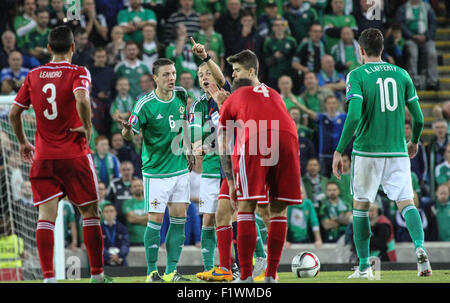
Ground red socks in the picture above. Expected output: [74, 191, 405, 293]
[36, 220, 55, 279]
[237, 212, 256, 280]
[216, 225, 233, 271]
[82, 217, 104, 276]
[266, 216, 287, 279]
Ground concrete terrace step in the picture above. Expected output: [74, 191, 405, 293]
[417, 90, 450, 101]
[436, 41, 450, 51]
[436, 28, 450, 40]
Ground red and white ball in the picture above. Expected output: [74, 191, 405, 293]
[291, 252, 320, 278]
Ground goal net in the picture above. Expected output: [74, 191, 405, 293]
[0, 96, 66, 281]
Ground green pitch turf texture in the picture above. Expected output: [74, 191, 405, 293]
[8, 270, 450, 283]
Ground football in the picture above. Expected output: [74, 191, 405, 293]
[291, 251, 321, 278]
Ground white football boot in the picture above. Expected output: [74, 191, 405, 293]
[348, 267, 374, 280]
[416, 247, 432, 277]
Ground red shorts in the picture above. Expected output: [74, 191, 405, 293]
[218, 180, 269, 205]
[29, 154, 99, 207]
[232, 132, 302, 205]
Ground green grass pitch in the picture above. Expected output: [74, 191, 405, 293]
[8, 270, 450, 283]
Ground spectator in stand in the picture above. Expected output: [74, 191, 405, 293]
[278, 75, 306, 112]
[298, 130, 317, 176]
[101, 203, 130, 266]
[291, 23, 325, 90]
[136, 73, 156, 101]
[286, 182, 323, 247]
[192, 12, 226, 70]
[215, 0, 243, 76]
[179, 71, 201, 100]
[300, 71, 335, 114]
[36, 0, 50, 10]
[165, 23, 198, 83]
[106, 161, 135, 223]
[0, 30, 40, 70]
[24, 8, 51, 65]
[322, 0, 358, 53]
[330, 27, 362, 74]
[329, 153, 353, 207]
[319, 181, 352, 243]
[283, 0, 319, 45]
[426, 119, 449, 200]
[405, 120, 428, 185]
[384, 23, 406, 68]
[396, 0, 439, 90]
[164, 0, 200, 44]
[297, 95, 347, 177]
[434, 183, 450, 241]
[435, 144, 450, 187]
[92, 135, 121, 188]
[114, 41, 150, 100]
[354, 0, 388, 35]
[193, 0, 223, 17]
[78, 0, 108, 47]
[316, 55, 346, 101]
[110, 77, 134, 135]
[0, 51, 29, 92]
[117, 0, 157, 44]
[263, 17, 297, 90]
[123, 179, 147, 246]
[14, 0, 37, 50]
[97, 181, 113, 211]
[48, 0, 66, 28]
[1, 79, 16, 95]
[302, 157, 328, 211]
[72, 28, 95, 67]
[110, 133, 141, 176]
[141, 23, 164, 74]
[256, 0, 279, 37]
[105, 25, 126, 67]
[368, 202, 397, 262]
[94, 0, 124, 30]
[61, 199, 78, 251]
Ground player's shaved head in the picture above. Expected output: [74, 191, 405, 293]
[48, 25, 74, 54]
[232, 77, 253, 92]
[358, 28, 384, 57]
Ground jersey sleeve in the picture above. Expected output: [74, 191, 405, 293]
[345, 70, 363, 104]
[129, 103, 146, 134]
[188, 99, 203, 143]
[73, 66, 91, 93]
[13, 74, 31, 109]
[405, 72, 419, 104]
[218, 94, 234, 130]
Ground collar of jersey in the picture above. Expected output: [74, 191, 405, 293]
[152, 90, 175, 103]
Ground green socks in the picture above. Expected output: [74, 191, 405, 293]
[165, 216, 186, 274]
[144, 221, 162, 275]
[254, 222, 267, 259]
[402, 205, 425, 250]
[201, 226, 217, 271]
[352, 209, 371, 271]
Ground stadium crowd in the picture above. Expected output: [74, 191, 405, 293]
[0, 0, 449, 268]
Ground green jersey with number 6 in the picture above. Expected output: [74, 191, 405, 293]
[130, 87, 188, 178]
[345, 62, 419, 157]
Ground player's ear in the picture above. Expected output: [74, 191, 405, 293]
[71, 42, 75, 53]
[47, 44, 52, 55]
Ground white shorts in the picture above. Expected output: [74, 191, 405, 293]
[351, 155, 414, 203]
[144, 173, 190, 213]
[199, 177, 220, 214]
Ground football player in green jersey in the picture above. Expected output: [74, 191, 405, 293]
[120, 58, 195, 282]
[332, 28, 430, 279]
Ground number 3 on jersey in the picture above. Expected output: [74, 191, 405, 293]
[42, 83, 58, 120]
[376, 77, 398, 112]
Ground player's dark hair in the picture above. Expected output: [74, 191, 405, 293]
[227, 50, 259, 75]
[358, 28, 384, 57]
[232, 77, 253, 92]
[48, 25, 74, 54]
[152, 58, 175, 75]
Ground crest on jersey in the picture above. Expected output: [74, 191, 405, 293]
[179, 106, 185, 114]
[82, 79, 89, 89]
[129, 114, 138, 126]
[151, 198, 160, 208]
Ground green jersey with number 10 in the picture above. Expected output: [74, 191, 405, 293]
[130, 87, 188, 178]
[345, 62, 419, 157]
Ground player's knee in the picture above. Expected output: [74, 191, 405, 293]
[269, 201, 287, 217]
[168, 202, 188, 217]
[202, 213, 215, 226]
[79, 202, 100, 218]
[148, 212, 164, 224]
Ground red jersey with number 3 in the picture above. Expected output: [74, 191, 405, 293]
[14, 61, 91, 160]
[219, 83, 298, 155]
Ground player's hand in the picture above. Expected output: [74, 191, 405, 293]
[190, 37, 207, 59]
[116, 118, 132, 130]
[228, 180, 238, 210]
[332, 151, 343, 180]
[207, 85, 230, 107]
[186, 154, 196, 172]
[314, 239, 323, 249]
[407, 141, 418, 159]
[69, 126, 91, 146]
[20, 141, 35, 164]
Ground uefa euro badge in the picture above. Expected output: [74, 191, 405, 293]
[151, 198, 160, 208]
[81, 79, 89, 89]
[129, 114, 138, 126]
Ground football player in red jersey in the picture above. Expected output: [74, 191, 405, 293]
[9, 26, 111, 283]
[217, 51, 302, 283]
